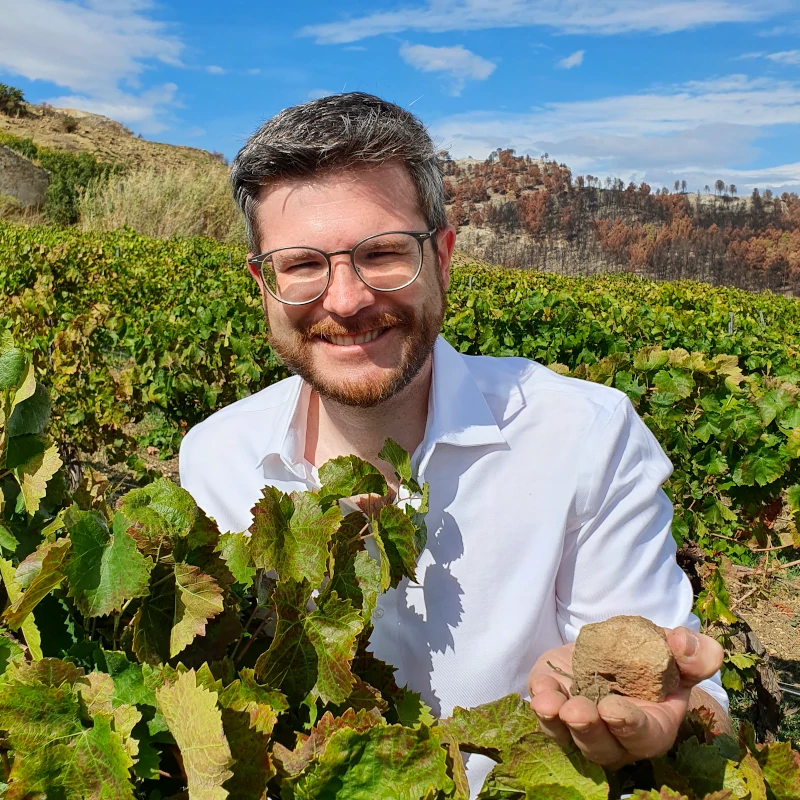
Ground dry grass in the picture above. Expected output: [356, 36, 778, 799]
[79, 165, 246, 243]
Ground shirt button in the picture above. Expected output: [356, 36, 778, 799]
[373, 607, 385, 619]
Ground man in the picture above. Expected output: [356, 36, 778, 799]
[179, 92, 728, 795]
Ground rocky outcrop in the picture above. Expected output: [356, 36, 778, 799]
[0, 145, 49, 207]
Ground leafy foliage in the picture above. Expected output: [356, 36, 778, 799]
[1, 258, 799, 794]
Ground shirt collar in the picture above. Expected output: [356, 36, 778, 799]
[255, 335, 507, 475]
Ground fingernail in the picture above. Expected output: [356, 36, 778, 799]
[603, 716, 624, 726]
[567, 722, 591, 732]
[537, 713, 557, 722]
[684, 631, 699, 658]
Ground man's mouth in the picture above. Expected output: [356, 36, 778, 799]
[319, 327, 389, 347]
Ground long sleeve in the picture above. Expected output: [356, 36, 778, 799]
[557, 394, 728, 710]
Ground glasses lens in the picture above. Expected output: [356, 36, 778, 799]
[264, 248, 329, 303]
[353, 233, 421, 291]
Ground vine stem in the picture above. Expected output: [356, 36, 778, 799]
[112, 597, 135, 649]
[236, 616, 270, 664]
[1, 750, 10, 781]
[0, 470, 10, 481]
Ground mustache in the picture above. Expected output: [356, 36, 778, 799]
[302, 311, 410, 340]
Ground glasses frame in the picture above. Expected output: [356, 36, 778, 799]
[248, 228, 438, 306]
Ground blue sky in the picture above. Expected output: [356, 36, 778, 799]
[2, 0, 800, 193]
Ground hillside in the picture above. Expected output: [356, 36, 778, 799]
[0, 101, 226, 171]
[442, 150, 800, 296]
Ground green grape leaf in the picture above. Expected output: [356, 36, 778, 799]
[218, 668, 288, 735]
[378, 438, 421, 492]
[64, 510, 153, 617]
[292, 724, 453, 800]
[254, 582, 363, 705]
[757, 740, 800, 800]
[0, 558, 42, 661]
[0, 670, 136, 800]
[757, 388, 795, 426]
[674, 736, 755, 799]
[325, 512, 382, 621]
[215, 531, 255, 589]
[14, 441, 62, 515]
[132, 564, 175, 665]
[0, 523, 19, 553]
[121, 478, 201, 540]
[0, 334, 26, 391]
[394, 688, 435, 729]
[788, 485, 800, 516]
[784, 428, 800, 459]
[478, 733, 608, 800]
[272, 707, 385, 778]
[156, 668, 234, 800]
[732, 450, 785, 487]
[633, 346, 669, 372]
[5, 538, 70, 630]
[48, 712, 136, 799]
[439, 693, 540, 761]
[220, 705, 276, 800]
[171, 562, 225, 657]
[250, 487, 340, 585]
[318, 454, 389, 504]
[96, 649, 157, 708]
[653, 369, 695, 402]
[376, 504, 421, 583]
[7, 381, 51, 437]
[630, 790, 692, 799]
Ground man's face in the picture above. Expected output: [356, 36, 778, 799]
[248, 162, 455, 407]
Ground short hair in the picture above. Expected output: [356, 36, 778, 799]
[230, 92, 447, 251]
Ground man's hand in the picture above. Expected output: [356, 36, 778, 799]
[528, 627, 725, 769]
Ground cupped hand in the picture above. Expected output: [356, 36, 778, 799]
[527, 627, 724, 769]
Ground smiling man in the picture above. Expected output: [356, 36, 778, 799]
[179, 92, 729, 796]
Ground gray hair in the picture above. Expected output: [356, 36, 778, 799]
[230, 92, 447, 252]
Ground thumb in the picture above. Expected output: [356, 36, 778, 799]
[665, 627, 724, 686]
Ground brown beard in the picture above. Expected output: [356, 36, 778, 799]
[269, 297, 445, 408]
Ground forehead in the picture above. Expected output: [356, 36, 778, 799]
[254, 162, 424, 252]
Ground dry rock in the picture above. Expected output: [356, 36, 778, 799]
[571, 615, 681, 703]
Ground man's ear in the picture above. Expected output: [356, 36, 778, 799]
[247, 256, 265, 288]
[437, 225, 457, 292]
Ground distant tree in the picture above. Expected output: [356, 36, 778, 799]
[729, 184, 737, 198]
[764, 188, 773, 201]
[0, 83, 26, 117]
[704, 184, 711, 195]
[681, 179, 688, 194]
[715, 179, 726, 197]
[674, 180, 681, 193]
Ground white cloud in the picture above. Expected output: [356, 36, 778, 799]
[0, 0, 183, 132]
[431, 73, 800, 193]
[308, 88, 337, 100]
[301, 0, 776, 44]
[767, 50, 800, 65]
[399, 43, 496, 95]
[247, 68, 261, 75]
[206, 65, 226, 75]
[557, 50, 584, 69]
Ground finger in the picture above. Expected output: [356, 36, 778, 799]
[529, 677, 572, 747]
[665, 627, 724, 687]
[598, 694, 679, 761]
[558, 696, 630, 767]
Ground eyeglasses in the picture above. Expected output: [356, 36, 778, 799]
[248, 229, 437, 306]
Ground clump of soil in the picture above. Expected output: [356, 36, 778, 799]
[572, 616, 681, 703]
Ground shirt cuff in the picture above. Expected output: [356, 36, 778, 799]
[694, 672, 729, 713]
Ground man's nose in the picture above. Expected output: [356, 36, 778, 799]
[320, 256, 375, 317]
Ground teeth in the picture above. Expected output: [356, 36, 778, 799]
[326, 328, 384, 346]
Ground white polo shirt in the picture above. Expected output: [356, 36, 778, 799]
[179, 335, 727, 795]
